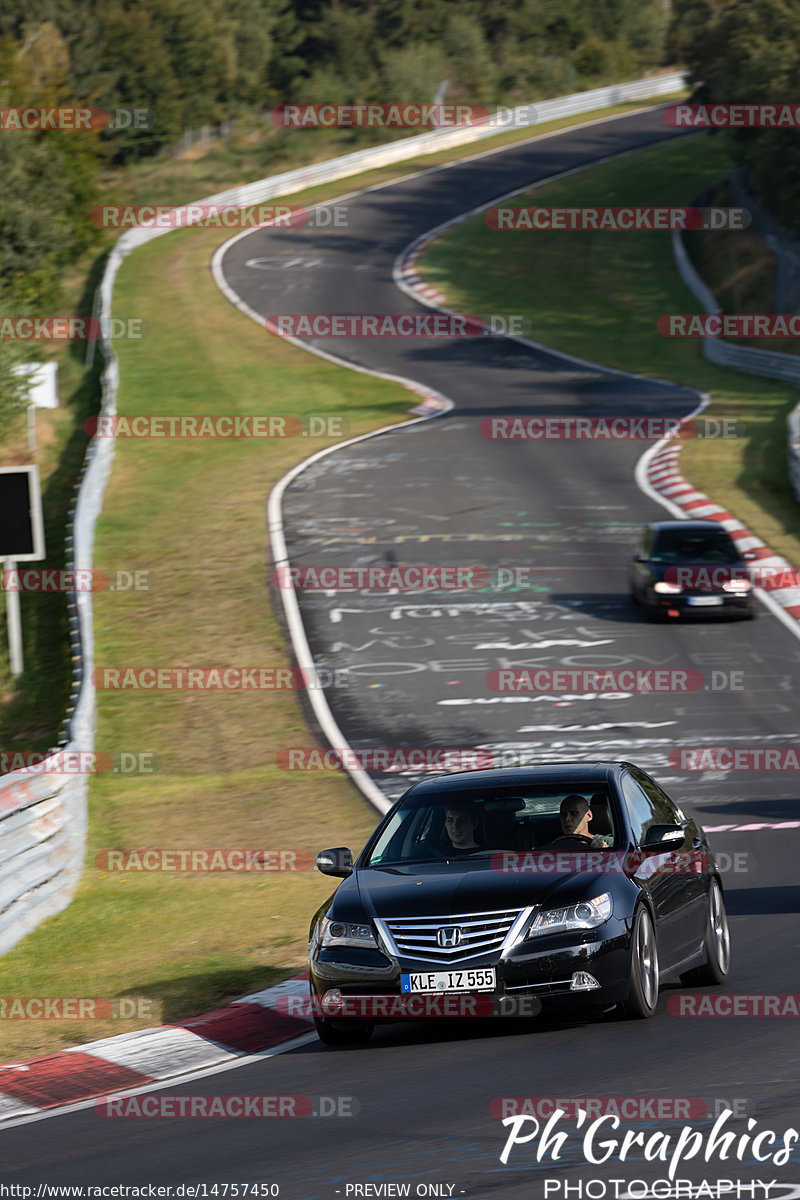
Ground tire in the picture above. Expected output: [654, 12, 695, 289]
[314, 1014, 374, 1045]
[619, 906, 659, 1019]
[680, 879, 731, 986]
[643, 600, 665, 623]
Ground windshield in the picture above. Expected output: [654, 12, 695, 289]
[365, 784, 618, 867]
[650, 530, 739, 564]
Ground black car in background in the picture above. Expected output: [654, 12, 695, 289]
[629, 519, 756, 619]
[309, 763, 730, 1045]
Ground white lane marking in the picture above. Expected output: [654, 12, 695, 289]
[439, 694, 633, 704]
[705, 821, 800, 832]
[474, 639, 615, 649]
[517, 722, 676, 731]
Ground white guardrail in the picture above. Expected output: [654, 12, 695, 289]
[0, 70, 687, 957]
[672, 229, 800, 501]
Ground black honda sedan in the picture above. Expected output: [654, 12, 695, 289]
[629, 519, 756, 619]
[309, 762, 730, 1044]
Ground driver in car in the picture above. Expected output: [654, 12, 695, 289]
[552, 795, 611, 849]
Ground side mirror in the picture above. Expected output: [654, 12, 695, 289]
[316, 847, 353, 878]
[642, 824, 684, 852]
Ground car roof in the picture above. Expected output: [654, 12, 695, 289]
[404, 761, 634, 798]
[646, 519, 731, 533]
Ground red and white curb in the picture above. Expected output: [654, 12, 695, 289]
[644, 439, 800, 620]
[394, 238, 447, 410]
[406, 390, 449, 416]
[0, 974, 312, 1122]
[397, 232, 449, 306]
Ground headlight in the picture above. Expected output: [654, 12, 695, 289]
[654, 581, 681, 594]
[320, 917, 377, 949]
[722, 579, 751, 592]
[525, 892, 613, 939]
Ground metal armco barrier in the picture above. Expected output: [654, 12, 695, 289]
[0, 248, 119, 956]
[0, 70, 686, 958]
[672, 228, 800, 501]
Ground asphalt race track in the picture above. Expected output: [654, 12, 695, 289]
[3, 107, 799, 1197]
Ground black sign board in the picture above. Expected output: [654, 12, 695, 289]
[0, 466, 45, 560]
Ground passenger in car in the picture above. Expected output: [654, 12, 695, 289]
[443, 802, 482, 855]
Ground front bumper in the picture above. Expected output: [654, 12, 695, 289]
[647, 589, 754, 617]
[309, 917, 631, 1020]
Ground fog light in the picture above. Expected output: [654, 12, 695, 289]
[570, 971, 600, 991]
[321, 988, 344, 1014]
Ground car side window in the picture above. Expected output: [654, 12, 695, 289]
[621, 774, 658, 845]
[631, 770, 680, 825]
[638, 528, 651, 557]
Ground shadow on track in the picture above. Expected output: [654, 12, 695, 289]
[723, 885, 800, 915]
[692, 796, 800, 822]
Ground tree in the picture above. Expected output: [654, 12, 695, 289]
[669, 0, 800, 231]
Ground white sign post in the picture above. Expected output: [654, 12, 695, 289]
[3, 561, 23, 675]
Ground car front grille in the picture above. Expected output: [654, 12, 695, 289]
[377, 908, 526, 964]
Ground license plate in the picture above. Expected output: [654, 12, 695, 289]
[401, 968, 496, 993]
[686, 596, 724, 606]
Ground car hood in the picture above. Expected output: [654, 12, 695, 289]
[647, 560, 744, 582]
[351, 861, 607, 918]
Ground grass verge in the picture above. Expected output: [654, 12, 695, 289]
[418, 134, 800, 566]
